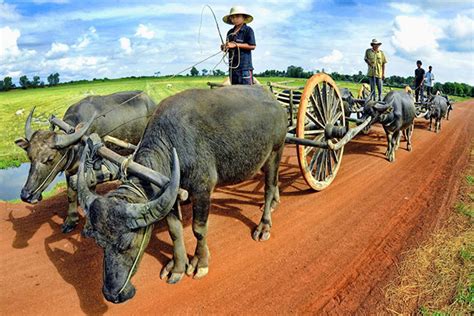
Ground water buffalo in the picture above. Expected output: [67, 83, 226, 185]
[362, 90, 416, 162]
[425, 95, 449, 132]
[14, 91, 157, 233]
[77, 85, 287, 303]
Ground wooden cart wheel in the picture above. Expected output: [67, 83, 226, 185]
[296, 73, 346, 191]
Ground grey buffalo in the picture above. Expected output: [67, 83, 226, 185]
[77, 85, 287, 303]
[362, 90, 416, 162]
[14, 91, 157, 233]
[425, 95, 450, 132]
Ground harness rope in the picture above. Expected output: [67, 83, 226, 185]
[116, 177, 151, 296]
[30, 147, 73, 196]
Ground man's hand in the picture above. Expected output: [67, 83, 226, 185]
[226, 42, 237, 49]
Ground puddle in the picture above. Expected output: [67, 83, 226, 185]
[0, 163, 64, 201]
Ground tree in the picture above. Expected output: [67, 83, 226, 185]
[47, 73, 60, 86]
[190, 67, 199, 77]
[31, 76, 41, 88]
[2, 77, 14, 90]
[19, 75, 30, 89]
[47, 73, 54, 86]
[53, 72, 60, 85]
[154, 71, 161, 77]
[201, 69, 208, 76]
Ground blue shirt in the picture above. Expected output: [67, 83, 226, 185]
[226, 24, 256, 70]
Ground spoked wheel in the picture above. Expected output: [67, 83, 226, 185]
[296, 73, 346, 191]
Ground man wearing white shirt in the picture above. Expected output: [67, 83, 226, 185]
[425, 65, 435, 97]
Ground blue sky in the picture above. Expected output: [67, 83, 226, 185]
[1, 0, 473, 85]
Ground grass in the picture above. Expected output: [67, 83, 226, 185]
[0, 75, 471, 169]
[384, 151, 474, 315]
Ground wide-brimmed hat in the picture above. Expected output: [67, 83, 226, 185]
[370, 38, 382, 46]
[223, 6, 253, 24]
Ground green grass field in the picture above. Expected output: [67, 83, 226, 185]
[0, 76, 469, 169]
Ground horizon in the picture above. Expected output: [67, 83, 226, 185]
[1, 0, 473, 85]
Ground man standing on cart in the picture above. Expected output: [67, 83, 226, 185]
[424, 65, 435, 98]
[364, 38, 387, 101]
[414, 60, 425, 103]
[221, 6, 256, 85]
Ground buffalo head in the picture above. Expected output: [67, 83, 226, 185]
[361, 99, 393, 126]
[77, 144, 180, 303]
[14, 107, 95, 203]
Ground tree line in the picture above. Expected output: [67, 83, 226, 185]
[2, 67, 473, 97]
[255, 66, 474, 98]
[1, 73, 60, 91]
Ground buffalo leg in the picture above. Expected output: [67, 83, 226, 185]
[385, 132, 392, 159]
[395, 132, 401, 150]
[253, 147, 283, 241]
[389, 131, 399, 162]
[62, 174, 79, 233]
[428, 117, 432, 131]
[406, 125, 413, 152]
[436, 118, 441, 133]
[186, 191, 212, 279]
[160, 202, 188, 284]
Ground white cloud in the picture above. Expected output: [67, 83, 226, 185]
[446, 14, 474, 39]
[388, 3, 418, 14]
[45, 42, 69, 58]
[72, 26, 97, 50]
[318, 49, 344, 64]
[0, 0, 20, 21]
[119, 37, 132, 54]
[0, 26, 20, 57]
[42, 56, 107, 72]
[390, 15, 444, 58]
[135, 24, 155, 39]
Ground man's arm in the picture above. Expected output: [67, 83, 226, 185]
[226, 42, 256, 50]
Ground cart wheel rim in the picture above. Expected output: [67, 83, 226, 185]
[296, 73, 345, 191]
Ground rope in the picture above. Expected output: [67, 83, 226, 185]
[117, 224, 151, 295]
[30, 148, 71, 196]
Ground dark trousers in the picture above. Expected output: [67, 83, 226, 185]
[415, 82, 424, 102]
[426, 86, 432, 97]
[230, 69, 253, 85]
[369, 77, 383, 101]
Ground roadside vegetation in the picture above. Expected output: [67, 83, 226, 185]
[0, 76, 470, 169]
[384, 150, 473, 314]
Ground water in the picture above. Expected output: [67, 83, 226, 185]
[0, 163, 65, 201]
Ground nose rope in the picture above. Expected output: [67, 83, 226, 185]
[30, 148, 71, 196]
[117, 224, 151, 296]
[116, 179, 151, 296]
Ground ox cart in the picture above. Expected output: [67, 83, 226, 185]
[267, 74, 372, 190]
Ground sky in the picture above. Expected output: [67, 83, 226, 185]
[1, 0, 473, 85]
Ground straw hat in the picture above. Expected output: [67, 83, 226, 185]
[222, 6, 253, 24]
[370, 38, 382, 46]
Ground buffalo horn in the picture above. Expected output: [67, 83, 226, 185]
[125, 148, 180, 229]
[77, 142, 99, 213]
[54, 112, 97, 148]
[374, 101, 390, 112]
[25, 106, 36, 141]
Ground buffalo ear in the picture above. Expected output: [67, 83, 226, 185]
[14, 137, 29, 150]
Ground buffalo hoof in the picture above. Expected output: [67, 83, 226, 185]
[186, 255, 210, 279]
[61, 218, 78, 233]
[388, 155, 395, 163]
[253, 223, 271, 241]
[407, 144, 412, 152]
[160, 259, 186, 284]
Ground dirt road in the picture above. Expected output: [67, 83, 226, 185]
[1, 100, 472, 314]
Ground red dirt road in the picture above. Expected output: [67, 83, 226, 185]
[1, 100, 473, 315]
